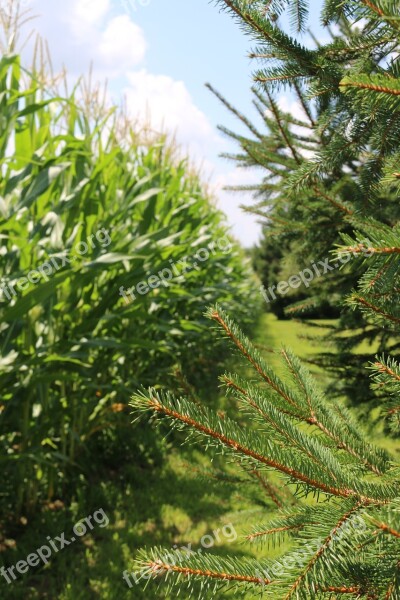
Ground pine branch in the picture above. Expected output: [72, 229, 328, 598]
[369, 356, 400, 431]
[360, 0, 400, 32]
[131, 303, 400, 597]
[247, 524, 304, 542]
[340, 76, 400, 96]
[340, 244, 400, 255]
[293, 80, 315, 126]
[285, 501, 364, 599]
[217, 0, 315, 69]
[222, 341, 388, 477]
[265, 88, 302, 164]
[361, 0, 384, 17]
[225, 374, 347, 480]
[280, 349, 387, 476]
[133, 547, 275, 592]
[147, 562, 270, 585]
[250, 469, 285, 508]
[208, 307, 303, 411]
[370, 520, 400, 539]
[133, 389, 371, 500]
[350, 294, 400, 325]
[288, 0, 308, 33]
[312, 186, 353, 216]
[317, 586, 362, 595]
[206, 82, 263, 140]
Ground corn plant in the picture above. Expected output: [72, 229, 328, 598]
[0, 53, 260, 516]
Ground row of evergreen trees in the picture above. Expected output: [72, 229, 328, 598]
[210, 1, 400, 411]
[132, 0, 400, 597]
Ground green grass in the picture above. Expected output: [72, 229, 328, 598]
[0, 446, 273, 599]
[258, 313, 383, 360]
[256, 313, 334, 357]
[253, 314, 336, 390]
[1, 313, 396, 599]
[1, 314, 310, 599]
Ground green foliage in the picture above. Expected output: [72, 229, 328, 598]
[209, 0, 400, 409]
[370, 355, 400, 433]
[131, 0, 400, 597]
[0, 53, 260, 516]
[132, 306, 400, 598]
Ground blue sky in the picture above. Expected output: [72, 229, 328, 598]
[19, 0, 325, 246]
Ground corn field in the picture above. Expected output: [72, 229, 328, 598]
[0, 52, 260, 517]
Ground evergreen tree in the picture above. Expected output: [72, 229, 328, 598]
[130, 1, 400, 597]
[206, 0, 400, 409]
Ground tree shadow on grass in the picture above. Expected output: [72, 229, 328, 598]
[0, 447, 261, 600]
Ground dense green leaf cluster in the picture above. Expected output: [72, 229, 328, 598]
[0, 54, 260, 515]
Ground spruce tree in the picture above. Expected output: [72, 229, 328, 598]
[130, 1, 400, 597]
[205, 0, 400, 410]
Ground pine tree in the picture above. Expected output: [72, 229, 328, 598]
[205, 0, 400, 410]
[130, 1, 400, 597]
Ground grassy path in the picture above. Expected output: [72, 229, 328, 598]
[2, 313, 387, 600]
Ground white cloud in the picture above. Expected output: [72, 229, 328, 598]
[18, 0, 260, 245]
[23, 1, 145, 76]
[213, 168, 263, 247]
[98, 16, 146, 73]
[123, 70, 221, 160]
[66, 3, 146, 75]
[21, 1, 220, 161]
[66, 0, 111, 42]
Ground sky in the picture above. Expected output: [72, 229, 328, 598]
[15, 0, 324, 247]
